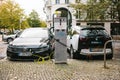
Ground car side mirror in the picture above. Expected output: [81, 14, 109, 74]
[15, 35, 18, 38]
[15, 31, 22, 38]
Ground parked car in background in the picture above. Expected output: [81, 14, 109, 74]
[67, 25, 113, 59]
[0, 31, 6, 34]
[7, 28, 54, 60]
[2, 31, 22, 43]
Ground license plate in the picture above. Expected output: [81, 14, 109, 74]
[91, 41, 102, 44]
[19, 52, 32, 56]
[90, 48, 103, 52]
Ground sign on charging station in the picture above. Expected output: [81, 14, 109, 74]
[54, 17, 67, 63]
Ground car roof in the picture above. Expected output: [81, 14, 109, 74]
[26, 27, 47, 29]
[24, 28, 48, 31]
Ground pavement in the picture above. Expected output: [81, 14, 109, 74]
[0, 59, 120, 80]
[0, 35, 7, 59]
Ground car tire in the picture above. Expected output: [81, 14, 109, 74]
[7, 56, 13, 61]
[7, 38, 13, 43]
[107, 54, 113, 59]
[70, 46, 75, 59]
[50, 53, 54, 59]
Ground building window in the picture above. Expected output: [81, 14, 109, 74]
[76, 23, 81, 26]
[56, 0, 60, 4]
[75, 0, 80, 3]
[65, 0, 69, 4]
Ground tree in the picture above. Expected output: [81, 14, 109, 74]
[27, 10, 41, 27]
[0, 0, 29, 32]
[70, 1, 87, 19]
[86, 0, 109, 21]
[108, 0, 120, 22]
[20, 17, 30, 29]
[27, 10, 47, 27]
[40, 20, 47, 27]
[70, 0, 110, 21]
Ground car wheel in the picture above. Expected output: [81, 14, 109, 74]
[7, 38, 13, 43]
[7, 56, 13, 61]
[50, 51, 54, 59]
[107, 54, 113, 59]
[70, 46, 74, 59]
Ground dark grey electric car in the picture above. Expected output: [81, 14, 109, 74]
[7, 28, 54, 60]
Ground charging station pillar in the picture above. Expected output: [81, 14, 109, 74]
[54, 17, 67, 63]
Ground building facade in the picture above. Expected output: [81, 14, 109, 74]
[44, 0, 76, 28]
[43, 0, 119, 35]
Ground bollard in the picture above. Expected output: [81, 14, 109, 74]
[104, 40, 120, 68]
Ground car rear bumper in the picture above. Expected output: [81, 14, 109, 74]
[80, 48, 112, 56]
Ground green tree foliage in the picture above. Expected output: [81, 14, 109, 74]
[40, 20, 47, 27]
[70, 1, 87, 17]
[20, 18, 30, 29]
[27, 10, 47, 27]
[86, 0, 109, 20]
[27, 10, 41, 27]
[70, 0, 120, 21]
[0, 0, 29, 32]
[108, 0, 120, 22]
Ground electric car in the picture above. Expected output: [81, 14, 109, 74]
[67, 26, 113, 59]
[7, 28, 54, 60]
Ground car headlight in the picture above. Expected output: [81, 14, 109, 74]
[7, 44, 19, 52]
[7, 44, 14, 52]
[32, 45, 49, 53]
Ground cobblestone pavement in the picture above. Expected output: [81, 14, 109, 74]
[0, 42, 7, 59]
[0, 59, 120, 80]
[0, 35, 120, 80]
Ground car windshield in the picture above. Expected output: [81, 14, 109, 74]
[19, 28, 48, 38]
[80, 28, 108, 36]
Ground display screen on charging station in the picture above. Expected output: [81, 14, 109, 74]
[54, 17, 66, 30]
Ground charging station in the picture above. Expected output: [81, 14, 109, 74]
[54, 17, 67, 63]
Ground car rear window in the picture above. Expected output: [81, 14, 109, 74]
[80, 28, 109, 36]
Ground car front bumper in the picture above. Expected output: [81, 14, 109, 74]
[7, 50, 51, 60]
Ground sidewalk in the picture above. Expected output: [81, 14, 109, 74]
[0, 35, 2, 42]
[0, 35, 7, 59]
[0, 59, 120, 80]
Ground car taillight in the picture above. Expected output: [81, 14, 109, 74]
[80, 37, 87, 41]
[104, 37, 111, 41]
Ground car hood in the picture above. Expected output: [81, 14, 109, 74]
[10, 37, 48, 47]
